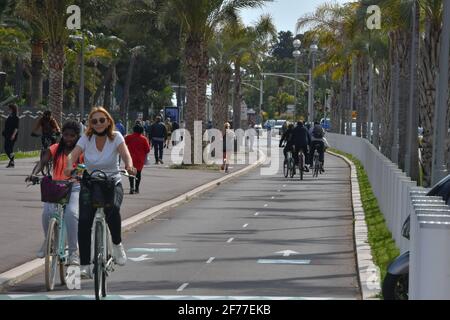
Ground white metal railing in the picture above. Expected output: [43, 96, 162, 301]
[327, 133, 450, 299]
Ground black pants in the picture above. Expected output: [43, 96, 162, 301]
[129, 170, 142, 191]
[78, 182, 124, 265]
[152, 140, 164, 162]
[310, 141, 325, 164]
[4, 138, 15, 161]
[283, 145, 293, 159]
[293, 145, 308, 166]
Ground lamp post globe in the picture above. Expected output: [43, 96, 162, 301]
[293, 50, 301, 59]
[293, 39, 301, 49]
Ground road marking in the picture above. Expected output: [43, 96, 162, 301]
[129, 254, 153, 262]
[206, 257, 215, 264]
[257, 259, 311, 265]
[242, 224, 249, 228]
[128, 248, 178, 253]
[271, 196, 275, 199]
[277, 190, 281, 192]
[264, 204, 268, 207]
[283, 185, 286, 187]
[275, 250, 299, 257]
[254, 212, 259, 216]
[227, 238, 234, 243]
[177, 283, 189, 292]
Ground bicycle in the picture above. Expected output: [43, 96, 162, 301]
[293, 146, 306, 181]
[28, 175, 73, 291]
[80, 169, 136, 300]
[282, 148, 295, 179]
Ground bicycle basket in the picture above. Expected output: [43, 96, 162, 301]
[40, 176, 72, 204]
[89, 179, 116, 209]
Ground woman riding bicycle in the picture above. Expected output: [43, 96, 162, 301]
[26, 120, 83, 265]
[32, 110, 61, 149]
[64, 107, 136, 279]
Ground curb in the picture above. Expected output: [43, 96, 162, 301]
[327, 151, 381, 300]
[0, 151, 267, 292]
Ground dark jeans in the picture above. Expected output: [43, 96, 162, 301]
[310, 141, 325, 164]
[283, 145, 293, 159]
[129, 170, 142, 191]
[78, 182, 124, 265]
[4, 138, 15, 160]
[152, 139, 164, 162]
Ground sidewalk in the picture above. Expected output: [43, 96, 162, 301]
[0, 149, 252, 274]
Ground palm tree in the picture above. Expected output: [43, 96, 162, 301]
[159, 0, 271, 163]
[17, 0, 72, 126]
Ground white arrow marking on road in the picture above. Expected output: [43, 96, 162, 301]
[227, 238, 234, 243]
[276, 250, 300, 257]
[206, 257, 215, 264]
[243, 224, 249, 228]
[129, 254, 153, 262]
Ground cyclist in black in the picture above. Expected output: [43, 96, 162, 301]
[32, 110, 61, 149]
[309, 121, 326, 173]
[279, 122, 294, 161]
[290, 121, 310, 172]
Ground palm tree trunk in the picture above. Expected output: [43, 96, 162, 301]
[212, 65, 231, 130]
[360, 55, 369, 139]
[380, 62, 392, 158]
[346, 67, 352, 135]
[197, 44, 209, 126]
[356, 58, 362, 138]
[48, 44, 65, 127]
[93, 64, 114, 106]
[14, 58, 24, 97]
[120, 55, 138, 130]
[397, 30, 412, 171]
[233, 58, 242, 129]
[31, 39, 44, 107]
[184, 36, 201, 164]
[419, 15, 441, 187]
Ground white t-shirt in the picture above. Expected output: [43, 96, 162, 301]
[77, 131, 125, 182]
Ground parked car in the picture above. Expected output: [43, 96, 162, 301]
[274, 120, 287, 135]
[263, 119, 276, 130]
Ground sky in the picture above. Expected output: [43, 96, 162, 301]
[240, 0, 350, 35]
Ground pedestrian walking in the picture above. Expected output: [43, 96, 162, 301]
[222, 122, 235, 173]
[2, 104, 19, 168]
[149, 116, 167, 164]
[164, 117, 172, 149]
[171, 121, 179, 146]
[125, 124, 150, 194]
[115, 119, 126, 136]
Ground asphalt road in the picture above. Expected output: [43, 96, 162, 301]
[2, 146, 360, 300]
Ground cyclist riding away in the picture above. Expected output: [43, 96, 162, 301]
[290, 121, 310, 173]
[32, 110, 61, 149]
[64, 106, 136, 279]
[26, 120, 84, 265]
[279, 122, 294, 162]
[309, 121, 326, 173]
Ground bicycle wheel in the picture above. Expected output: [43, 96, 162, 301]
[283, 159, 288, 178]
[313, 156, 320, 178]
[45, 218, 59, 291]
[289, 158, 295, 178]
[94, 221, 105, 300]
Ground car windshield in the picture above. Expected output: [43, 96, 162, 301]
[275, 120, 285, 125]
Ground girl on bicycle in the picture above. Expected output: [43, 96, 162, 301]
[64, 107, 136, 279]
[26, 120, 83, 265]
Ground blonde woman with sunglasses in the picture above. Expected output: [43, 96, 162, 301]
[65, 107, 136, 279]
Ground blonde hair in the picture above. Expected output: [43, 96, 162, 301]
[86, 106, 116, 140]
[224, 122, 231, 130]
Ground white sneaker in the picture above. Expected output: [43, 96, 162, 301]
[68, 253, 80, 265]
[112, 243, 127, 266]
[36, 240, 46, 258]
[80, 265, 92, 280]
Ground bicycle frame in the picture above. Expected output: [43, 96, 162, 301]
[90, 208, 114, 274]
[52, 203, 68, 261]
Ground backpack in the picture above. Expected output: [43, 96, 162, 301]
[312, 126, 324, 139]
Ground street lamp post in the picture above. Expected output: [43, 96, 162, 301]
[293, 39, 301, 122]
[309, 44, 318, 123]
[431, 0, 450, 185]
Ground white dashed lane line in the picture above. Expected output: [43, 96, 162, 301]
[227, 238, 234, 243]
[206, 257, 215, 264]
[242, 224, 249, 228]
[177, 283, 189, 292]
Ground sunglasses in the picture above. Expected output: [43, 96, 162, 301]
[91, 117, 107, 125]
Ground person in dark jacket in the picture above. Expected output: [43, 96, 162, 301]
[279, 123, 294, 160]
[290, 121, 310, 171]
[2, 104, 19, 168]
[149, 116, 167, 164]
